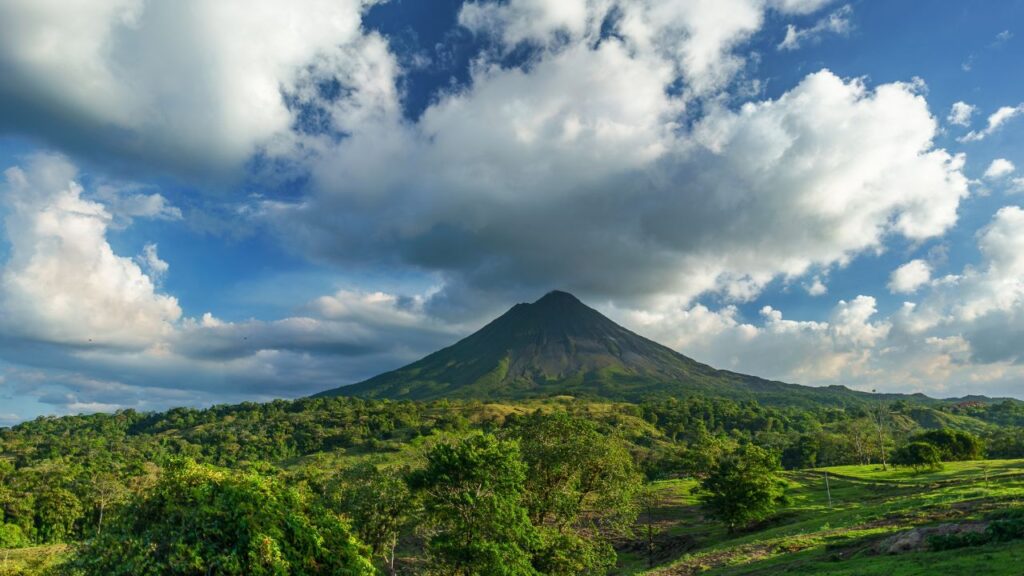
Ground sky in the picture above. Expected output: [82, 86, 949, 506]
[1, 0, 1023, 424]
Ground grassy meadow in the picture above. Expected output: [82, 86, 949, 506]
[622, 459, 1024, 575]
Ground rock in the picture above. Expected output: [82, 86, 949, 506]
[875, 522, 988, 554]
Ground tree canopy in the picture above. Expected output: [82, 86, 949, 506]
[698, 445, 787, 532]
[65, 459, 375, 576]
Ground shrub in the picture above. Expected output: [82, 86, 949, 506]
[892, 442, 942, 472]
[63, 459, 374, 576]
[698, 445, 787, 532]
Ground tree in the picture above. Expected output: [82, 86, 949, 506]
[66, 459, 375, 576]
[409, 433, 539, 576]
[892, 442, 943, 472]
[911, 429, 983, 461]
[513, 412, 641, 530]
[88, 471, 127, 536]
[681, 426, 736, 479]
[698, 445, 787, 532]
[35, 486, 82, 543]
[870, 401, 891, 470]
[341, 464, 414, 576]
[781, 435, 819, 470]
[510, 412, 640, 575]
[637, 485, 659, 569]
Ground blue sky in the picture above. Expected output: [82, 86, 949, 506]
[1, 0, 1023, 423]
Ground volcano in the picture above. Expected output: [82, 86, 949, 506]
[315, 291, 928, 407]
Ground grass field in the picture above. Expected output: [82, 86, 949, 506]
[0, 545, 67, 576]
[627, 459, 1024, 575]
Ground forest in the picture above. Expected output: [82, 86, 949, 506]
[2, 394, 1024, 574]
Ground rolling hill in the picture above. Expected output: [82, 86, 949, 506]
[316, 290, 945, 408]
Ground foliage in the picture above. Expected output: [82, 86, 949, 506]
[0, 522, 30, 548]
[0, 392, 1022, 574]
[698, 445, 787, 532]
[508, 411, 640, 575]
[781, 435, 819, 469]
[409, 434, 539, 576]
[339, 463, 414, 575]
[34, 488, 81, 544]
[910, 429, 984, 461]
[892, 442, 943, 472]
[510, 411, 641, 531]
[532, 529, 614, 576]
[63, 459, 374, 576]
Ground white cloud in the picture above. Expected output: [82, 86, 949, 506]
[615, 294, 890, 384]
[805, 276, 828, 296]
[952, 206, 1024, 322]
[0, 154, 181, 348]
[947, 101, 976, 127]
[960, 104, 1024, 142]
[888, 259, 932, 294]
[96, 186, 183, 224]
[767, 0, 835, 14]
[135, 243, 169, 284]
[0, 154, 472, 412]
[0, 0, 387, 178]
[459, 0, 835, 98]
[275, 69, 968, 313]
[984, 158, 1016, 180]
[1010, 178, 1024, 194]
[777, 4, 852, 51]
[8, 0, 1022, 408]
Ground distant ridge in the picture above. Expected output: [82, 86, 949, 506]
[315, 291, 947, 407]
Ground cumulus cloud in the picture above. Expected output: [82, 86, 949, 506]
[777, 4, 852, 51]
[616, 205, 1024, 398]
[458, 0, 836, 98]
[984, 158, 1016, 180]
[0, 0, 387, 179]
[272, 69, 967, 316]
[0, 154, 182, 348]
[805, 276, 828, 296]
[947, 101, 976, 126]
[888, 259, 932, 294]
[6, 0, 1020, 412]
[135, 243, 169, 284]
[960, 104, 1024, 142]
[616, 294, 890, 384]
[0, 155, 467, 414]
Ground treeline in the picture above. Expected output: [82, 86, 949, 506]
[1, 394, 1022, 572]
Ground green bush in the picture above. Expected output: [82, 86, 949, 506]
[0, 522, 30, 548]
[892, 442, 942, 472]
[63, 459, 375, 576]
[698, 445, 787, 532]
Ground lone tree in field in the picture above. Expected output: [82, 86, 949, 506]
[66, 459, 375, 576]
[892, 442, 943, 473]
[410, 433, 539, 576]
[698, 444, 787, 532]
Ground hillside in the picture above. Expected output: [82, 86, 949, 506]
[630, 460, 1024, 576]
[317, 291, 944, 408]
